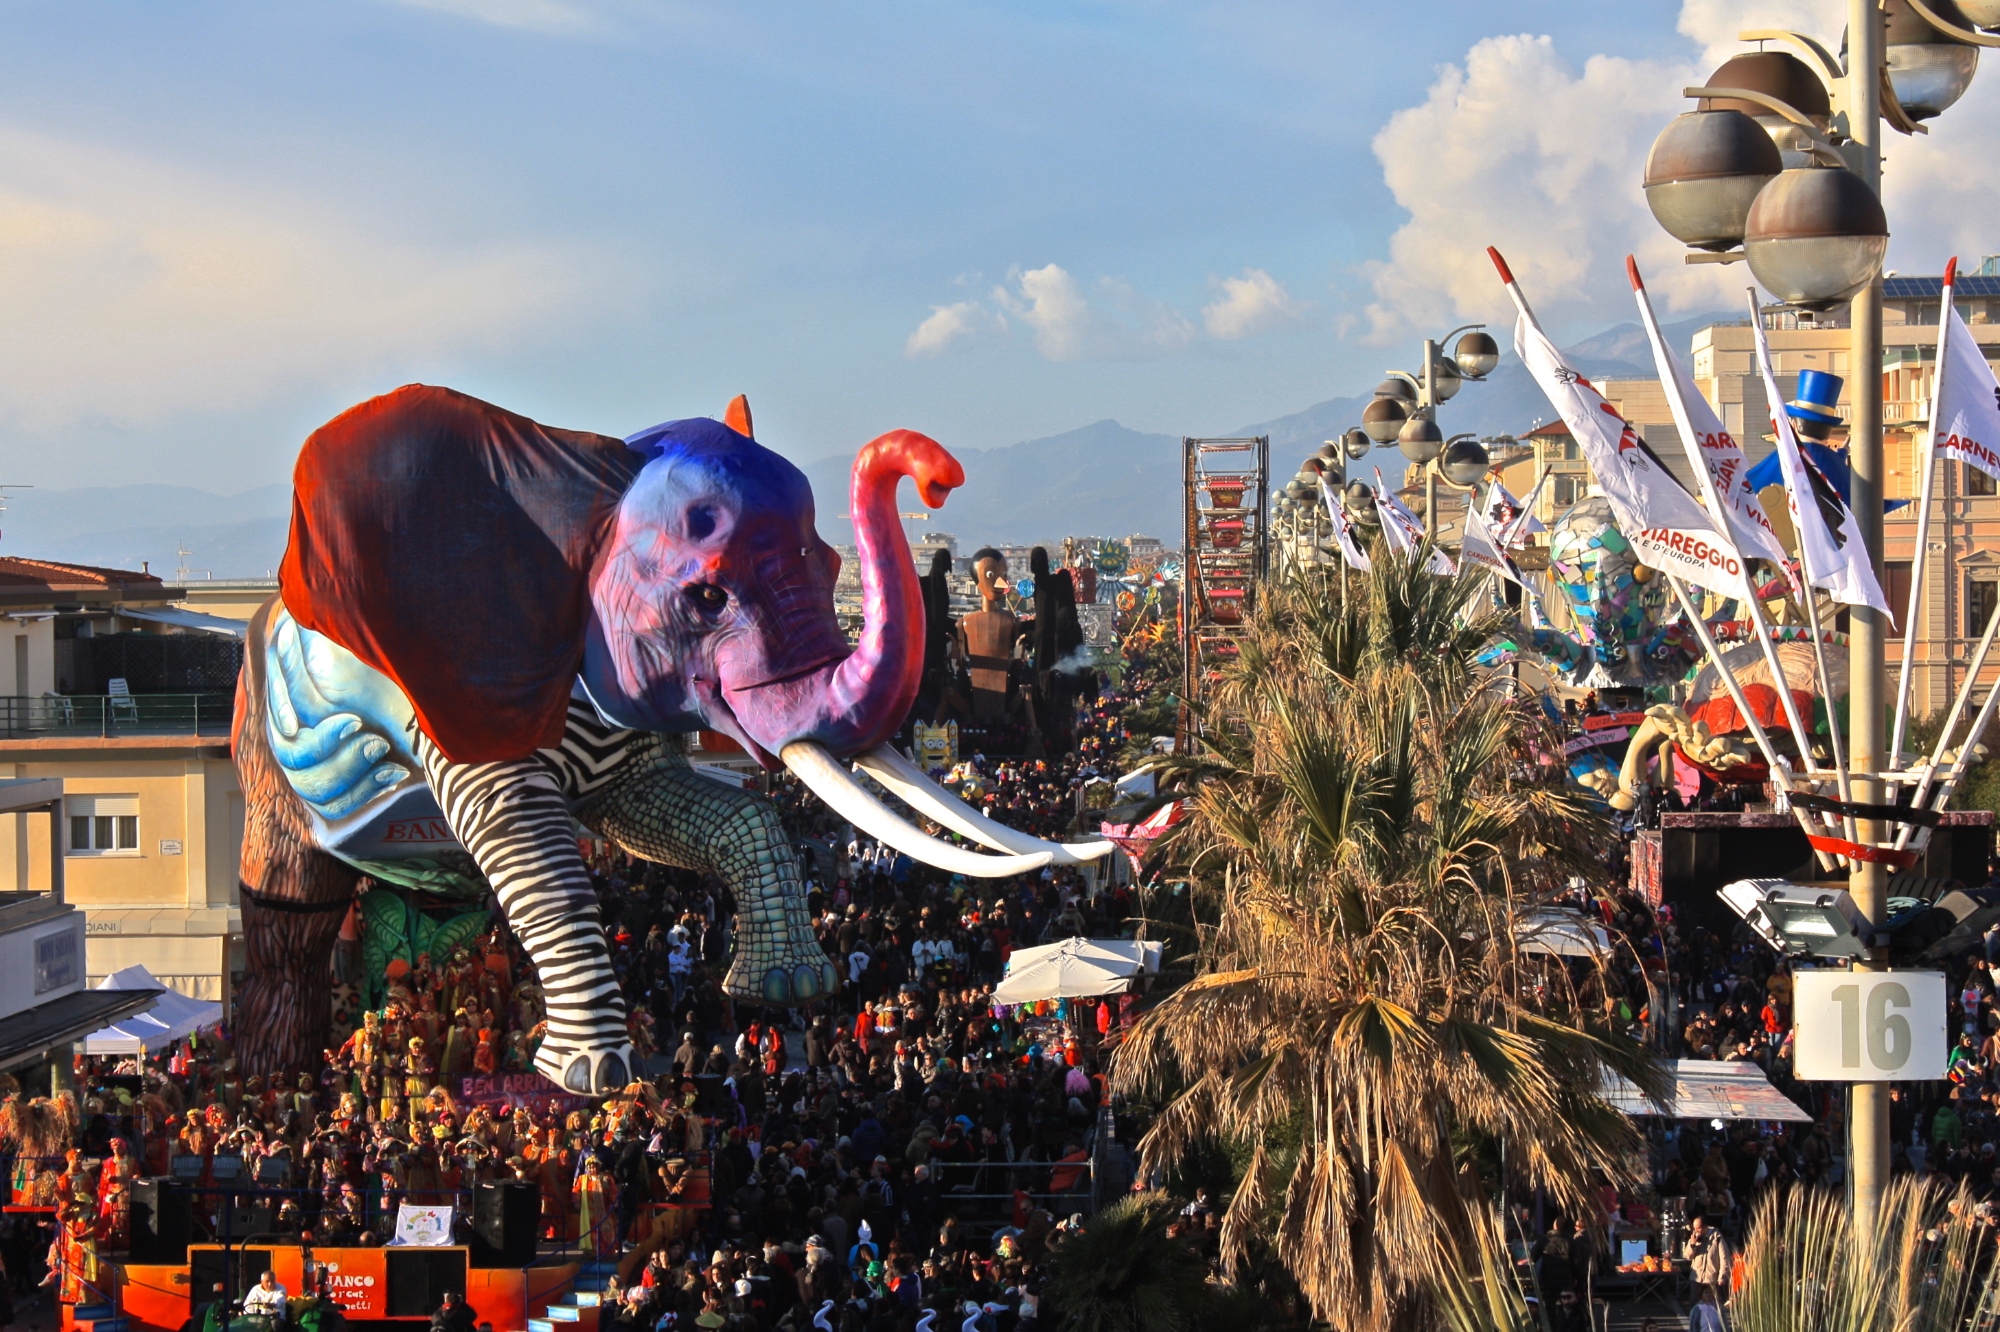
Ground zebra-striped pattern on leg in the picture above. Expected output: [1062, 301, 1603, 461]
[535, 696, 652, 802]
[412, 726, 632, 1094]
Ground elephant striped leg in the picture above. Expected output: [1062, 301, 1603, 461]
[412, 731, 633, 1095]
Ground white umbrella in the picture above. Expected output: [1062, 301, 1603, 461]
[1006, 937, 1163, 975]
[993, 937, 1144, 1005]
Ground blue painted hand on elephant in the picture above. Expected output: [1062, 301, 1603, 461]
[233, 386, 1114, 1095]
[265, 605, 417, 820]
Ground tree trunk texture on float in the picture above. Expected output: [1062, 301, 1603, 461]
[234, 599, 361, 1075]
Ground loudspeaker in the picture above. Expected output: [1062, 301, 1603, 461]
[470, 1181, 539, 1268]
[130, 1178, 192, 1264]
[387, 1248, 467, 1316]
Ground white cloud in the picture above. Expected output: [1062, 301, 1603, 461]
[991, 263, 1195, 361]
[1362, 3, 2000, 340]
[904, 300, 999, 357]
[1363, 34, 1699, 341]
[0, 123, 623, 431]
[1203, 268, 1307, 339]
[386, 0, 598, 33]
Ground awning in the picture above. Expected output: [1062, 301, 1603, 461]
[1600, 1058, 1812, 1123]
[82, 965, 224, 1054]
[0, 987, 162, 1071]
[118, 606, 247, 637]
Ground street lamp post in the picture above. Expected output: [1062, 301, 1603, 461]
[1641, 0, 1994, 1235]
[1347, 328, 1498, 536]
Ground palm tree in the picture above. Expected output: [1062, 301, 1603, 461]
[1729, 1178, 2000, 1332]
[1118, 551, 1667, 1332]
[1042, 1193, 1216, 1332]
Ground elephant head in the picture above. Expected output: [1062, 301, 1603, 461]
[582, 397, 1112, 875]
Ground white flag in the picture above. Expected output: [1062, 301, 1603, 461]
[1318, 474, 1372, 572]
[1748, 291, 1889, 614]
[1484, 477, 1546, 544]
[1933, 271, 2000, 483]
[1491, 248, 1748, 602]
[1372, 468, 1455, 574]
[1629, 259, 1791, 571]
[1460, 500, 1524, 587]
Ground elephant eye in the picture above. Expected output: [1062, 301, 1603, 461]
[685, 583, 729, 614]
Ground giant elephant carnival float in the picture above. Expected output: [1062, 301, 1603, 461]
[234, 385, 1109, 1094]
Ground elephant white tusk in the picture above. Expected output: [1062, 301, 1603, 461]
[854, 743, 1115, 865]
[781, 741, 1054, 878]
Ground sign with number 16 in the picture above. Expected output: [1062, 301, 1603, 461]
[1793, 971, 1948, 1082]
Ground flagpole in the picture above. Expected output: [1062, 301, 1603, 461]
[1665, 575, 1836, 869]
[1631, 258, 1826, 808]
[1902, 628, 2000, 857]
[1744, 288, 1858, 841]
[1894, 596, 2000, 851]
[1504, 468, 1552, 548]
[1890, 255, 1955, 774]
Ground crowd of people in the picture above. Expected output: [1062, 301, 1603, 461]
[0, 652, 1186, 1332]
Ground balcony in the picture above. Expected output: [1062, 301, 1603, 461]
[0, 693, 234, 740]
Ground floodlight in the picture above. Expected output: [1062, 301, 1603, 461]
[1718, 878, 1869, 959]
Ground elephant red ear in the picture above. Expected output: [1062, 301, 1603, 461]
[724, 395, 753, 438]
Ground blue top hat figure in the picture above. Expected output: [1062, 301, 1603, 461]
[1785, 368, 1843, 441]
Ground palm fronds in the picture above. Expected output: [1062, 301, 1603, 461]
[1117, 551, 1662, 1332]
[1732, 1178, 2000, 1332]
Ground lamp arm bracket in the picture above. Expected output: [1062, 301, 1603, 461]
[1683, 84, 1817, 129]
[1683, 86, 1858, 159]
[1685, 252, 1748, 266]
[1875, 70, 1932, 138]
[1737, 30, 1847, 84]
[1437, 323, 1488, 344]
[1905, 0, 2000, 46]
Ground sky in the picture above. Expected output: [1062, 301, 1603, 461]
[2, 0, 1998, 495]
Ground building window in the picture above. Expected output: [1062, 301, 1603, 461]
[1553, 475, 1580, 506]
[1885, 560, 1912, 635]
[1969, 464, 1997, 497]
[67, 794, 139, 855]
[1970, 578, 2000, 638]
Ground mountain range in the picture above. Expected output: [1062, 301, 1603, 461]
[6, 313, 1726, 577]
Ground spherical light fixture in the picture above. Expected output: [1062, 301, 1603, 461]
[1372, 377, 1417, 404]
[1452, 330, 1500, 379]
[1362, 397, 1410, 444]
[1440, 437, 1491, 487]
[1315, 441, 1342, 463]
[1283, 479, 1309, 500]
[1883, 0, 1980, 122]
[1742, 165, 1889, 309]
[1342, 427, 1373, 460]
[1398, 416, 1444, 464]
[1697, 51, 1832, 167]
[1643, 109, 1783, 250]
[1343, 481, 1379, 526]
[1957, 0, 2000, 26]
[1429, 355, 1464, 402]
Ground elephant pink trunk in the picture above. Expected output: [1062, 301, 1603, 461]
[722, 430, 963, 762]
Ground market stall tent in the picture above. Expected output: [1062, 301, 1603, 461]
[82, 965, 222, 1055]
